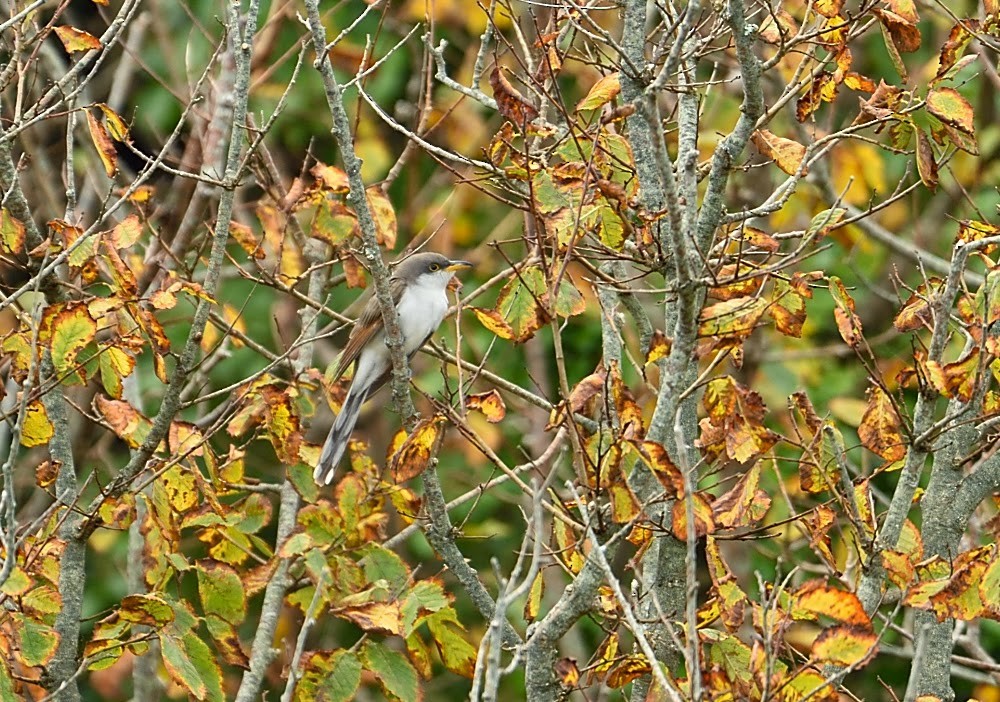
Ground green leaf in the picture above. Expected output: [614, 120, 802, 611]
[311, 196, 358, 246]
[296, 650, 362, 702]
[0, 657, 16, 700]
[161, 634, 207, 700]
[362, 544, 411, 592]
[98, 345, 135, 399]
[14, 614, 60, 667]
[184, 631, 225, 702]
[362, 640, 421, 702]
[806, 208, 846, 238]
[597, 200, 625, 250]
[197, 561, 247, 625]
[426, 609, 478, 679]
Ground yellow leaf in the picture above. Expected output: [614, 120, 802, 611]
[751, 130, 808, 176]
[0, 208, 26, 255]
[96, 103, 130, 142]
[21, 401, 54, 448]
[86, 111, 116, 177]
[576, 73, 621, 111]
[466, 389, 506, 423]
[54, 26, 101, 53]
[365, 186, 397, 249]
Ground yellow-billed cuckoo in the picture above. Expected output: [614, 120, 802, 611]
[314, 252, 472, 485]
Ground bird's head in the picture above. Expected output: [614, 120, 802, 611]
[394, 252, 473, 291]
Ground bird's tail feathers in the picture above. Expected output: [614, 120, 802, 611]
[314, 385, 369, 485]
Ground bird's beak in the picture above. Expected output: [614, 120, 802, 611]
[446, 260, 473, 272]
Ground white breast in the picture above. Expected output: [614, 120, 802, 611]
[395, 274, 450, 354]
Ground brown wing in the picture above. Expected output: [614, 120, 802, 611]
[331, 275, 408, 381]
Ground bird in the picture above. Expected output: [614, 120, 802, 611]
[313, 252, 473, 485]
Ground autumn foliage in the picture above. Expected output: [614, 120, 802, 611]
[3, 1, 1000, 701]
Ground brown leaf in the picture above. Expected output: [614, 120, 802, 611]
[554, 658, 580, 687]
[490, 67, 538, 126]
[914, 126, 938, 191]
[874, 8, 922, 52]
[933, 21, 980, 84]
[389, 415, 444, 482]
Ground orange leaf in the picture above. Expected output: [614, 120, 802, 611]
[858, 385, 906, 461]
[671, 492, 715, 540]
[466, 389, 506, 423]
[86, 110, 117, 177]
[751, 130, 808, 176]
[389, 415, 444, 482]
[54, 26, 101, 53]
[796, 581, 871, 627]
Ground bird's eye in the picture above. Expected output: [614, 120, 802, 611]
[428, 263, 440, 271]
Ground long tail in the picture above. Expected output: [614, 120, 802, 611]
[314, 385, 369, 485]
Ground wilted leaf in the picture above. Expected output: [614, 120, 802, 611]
[97, 395, 152, 449]
[711, 462, 771, 529]
[934, 21, 980, 84]
[925, 348, 980, 402]
[389, 415, 444, 482]
[490, 66, 539, 125]
[829, 277, 863, 347]
[672, 492, 715, 540]
[751, 130, 808, 175]
[466, 389, 506, 423]
[86, 111, 117, 177]
[858, 385, 906, 461]
[366, 186, 397, 249]
[914, 126, 938, 191]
